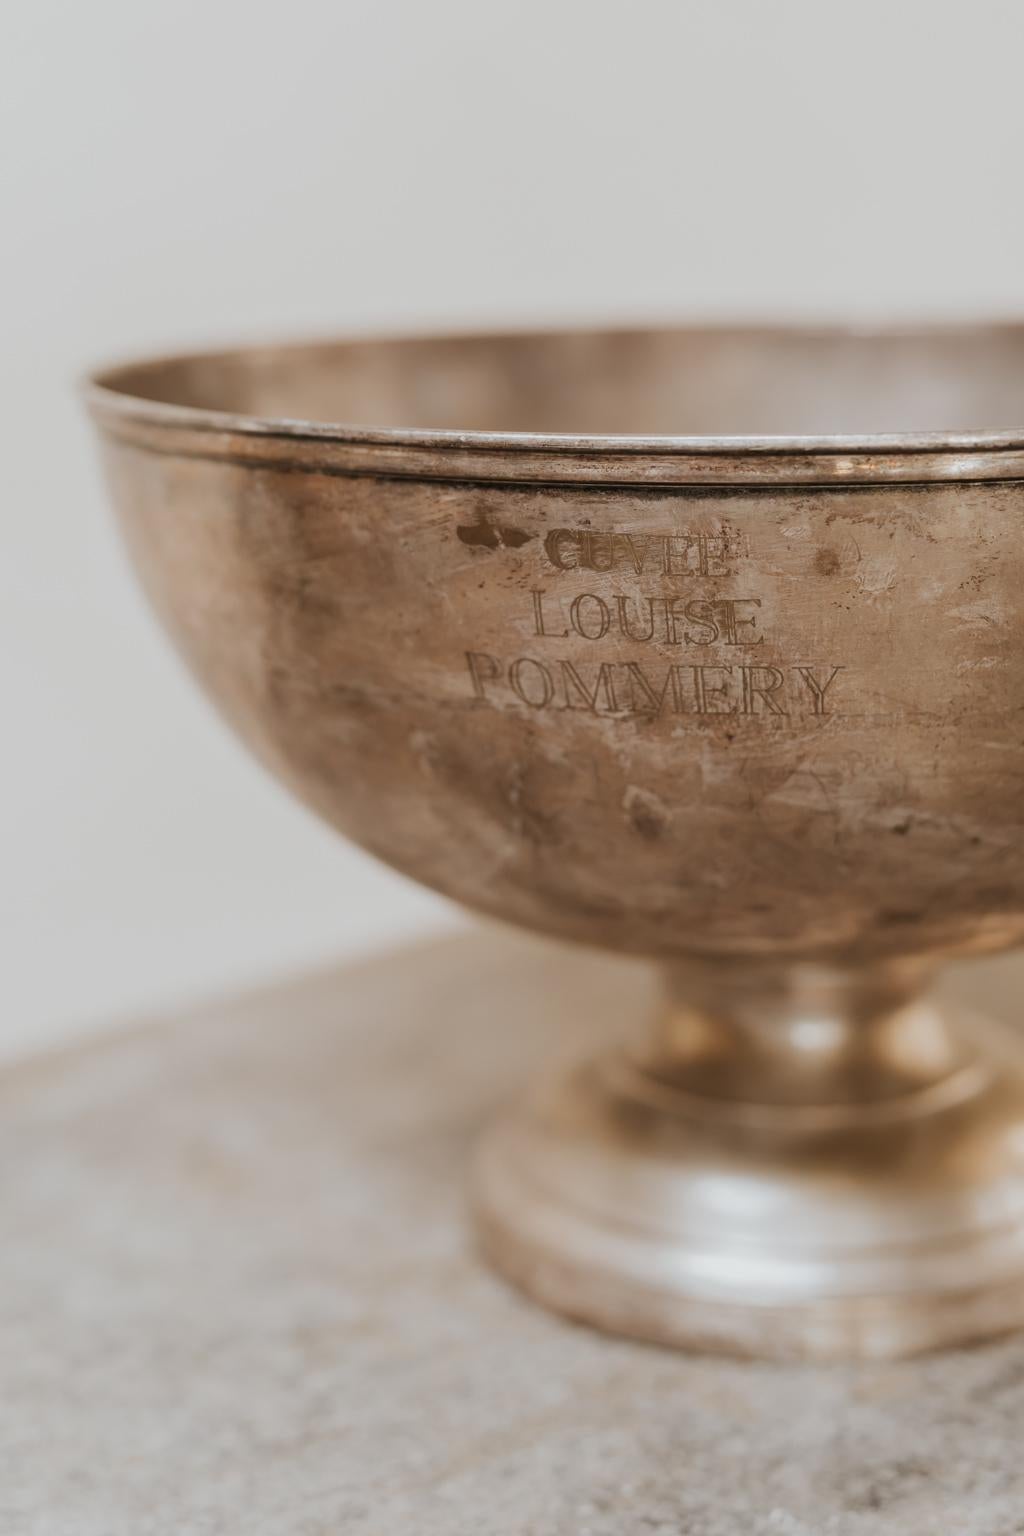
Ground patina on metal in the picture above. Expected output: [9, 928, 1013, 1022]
[86, 322, 1024, 1359]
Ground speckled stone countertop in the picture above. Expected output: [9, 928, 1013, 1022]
[3, 929, 1024, 1536]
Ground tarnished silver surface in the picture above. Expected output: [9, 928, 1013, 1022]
[86, 322, 1024, 1357]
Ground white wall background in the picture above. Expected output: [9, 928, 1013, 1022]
[5, 0, 1024, 1056]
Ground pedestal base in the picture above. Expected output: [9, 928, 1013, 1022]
[475, 992, 1024, 1361]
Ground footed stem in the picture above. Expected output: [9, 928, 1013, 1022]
[642, 955, 970, 1107]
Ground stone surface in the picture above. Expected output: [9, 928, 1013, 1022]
[3, 929, 1024, 1535]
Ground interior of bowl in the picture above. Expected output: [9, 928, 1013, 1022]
[93, 322, 1024, 440]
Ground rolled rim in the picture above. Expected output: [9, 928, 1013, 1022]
[84, 319, 1024, 486]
